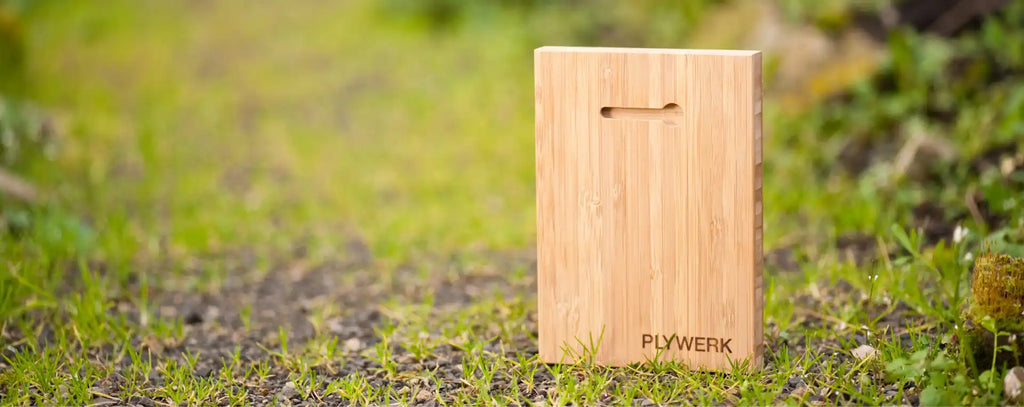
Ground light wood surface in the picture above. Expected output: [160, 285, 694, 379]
[535, 46, 763, 370]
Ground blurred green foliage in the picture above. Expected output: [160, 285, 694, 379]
[0, 0, 52, 175]
[0, 0, 1020, 264]
[0, 97, 54, 169]
[380, 0, 719, 47]
[799, 2, 1024, 231]
[0, 0, 1023, 404]
[806, 22, 1023, 157]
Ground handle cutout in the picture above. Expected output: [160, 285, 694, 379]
[600, 103, 683, 125]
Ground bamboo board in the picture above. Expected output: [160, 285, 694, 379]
[534, 47, 763, 370]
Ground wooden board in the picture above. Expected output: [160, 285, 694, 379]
[534, 46, 763, 370]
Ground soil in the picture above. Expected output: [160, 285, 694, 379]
[82, 243, 544, 406]
[44, 236, 932, 406]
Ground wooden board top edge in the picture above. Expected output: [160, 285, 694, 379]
[535, 46, 761, 57]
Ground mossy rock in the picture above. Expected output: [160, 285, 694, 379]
[968, 253, 1024, 329]
[961, 317, 1024, 371]
[962, 253, 1024, 370]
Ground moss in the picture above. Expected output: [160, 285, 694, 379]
[963, 252, 1024, 370]
[968, 253, 1024, 331]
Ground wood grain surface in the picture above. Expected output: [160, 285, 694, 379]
[535, 46, 763, 370]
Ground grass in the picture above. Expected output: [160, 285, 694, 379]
[1, 0, 1024, 405]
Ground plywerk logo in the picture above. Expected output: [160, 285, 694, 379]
[641, 334, 733, 353]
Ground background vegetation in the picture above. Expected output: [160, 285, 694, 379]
[1, 0, 1022, 405]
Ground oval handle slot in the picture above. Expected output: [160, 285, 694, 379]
[600, 103, 682, 125]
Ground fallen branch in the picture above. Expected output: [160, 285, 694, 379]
[0, 167, 38, 203]
[965, 187, 987, 228]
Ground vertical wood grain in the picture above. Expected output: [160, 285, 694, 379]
[535, 47, 763, 370]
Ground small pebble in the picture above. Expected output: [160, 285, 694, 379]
[195, 364, 212, 377]
[344, 337, 363, 353]
[851, 344, 877, 360]
[279, 381, 300, 400]
[1005, 366, 1024, 403]
[415, 388, 432, 402]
